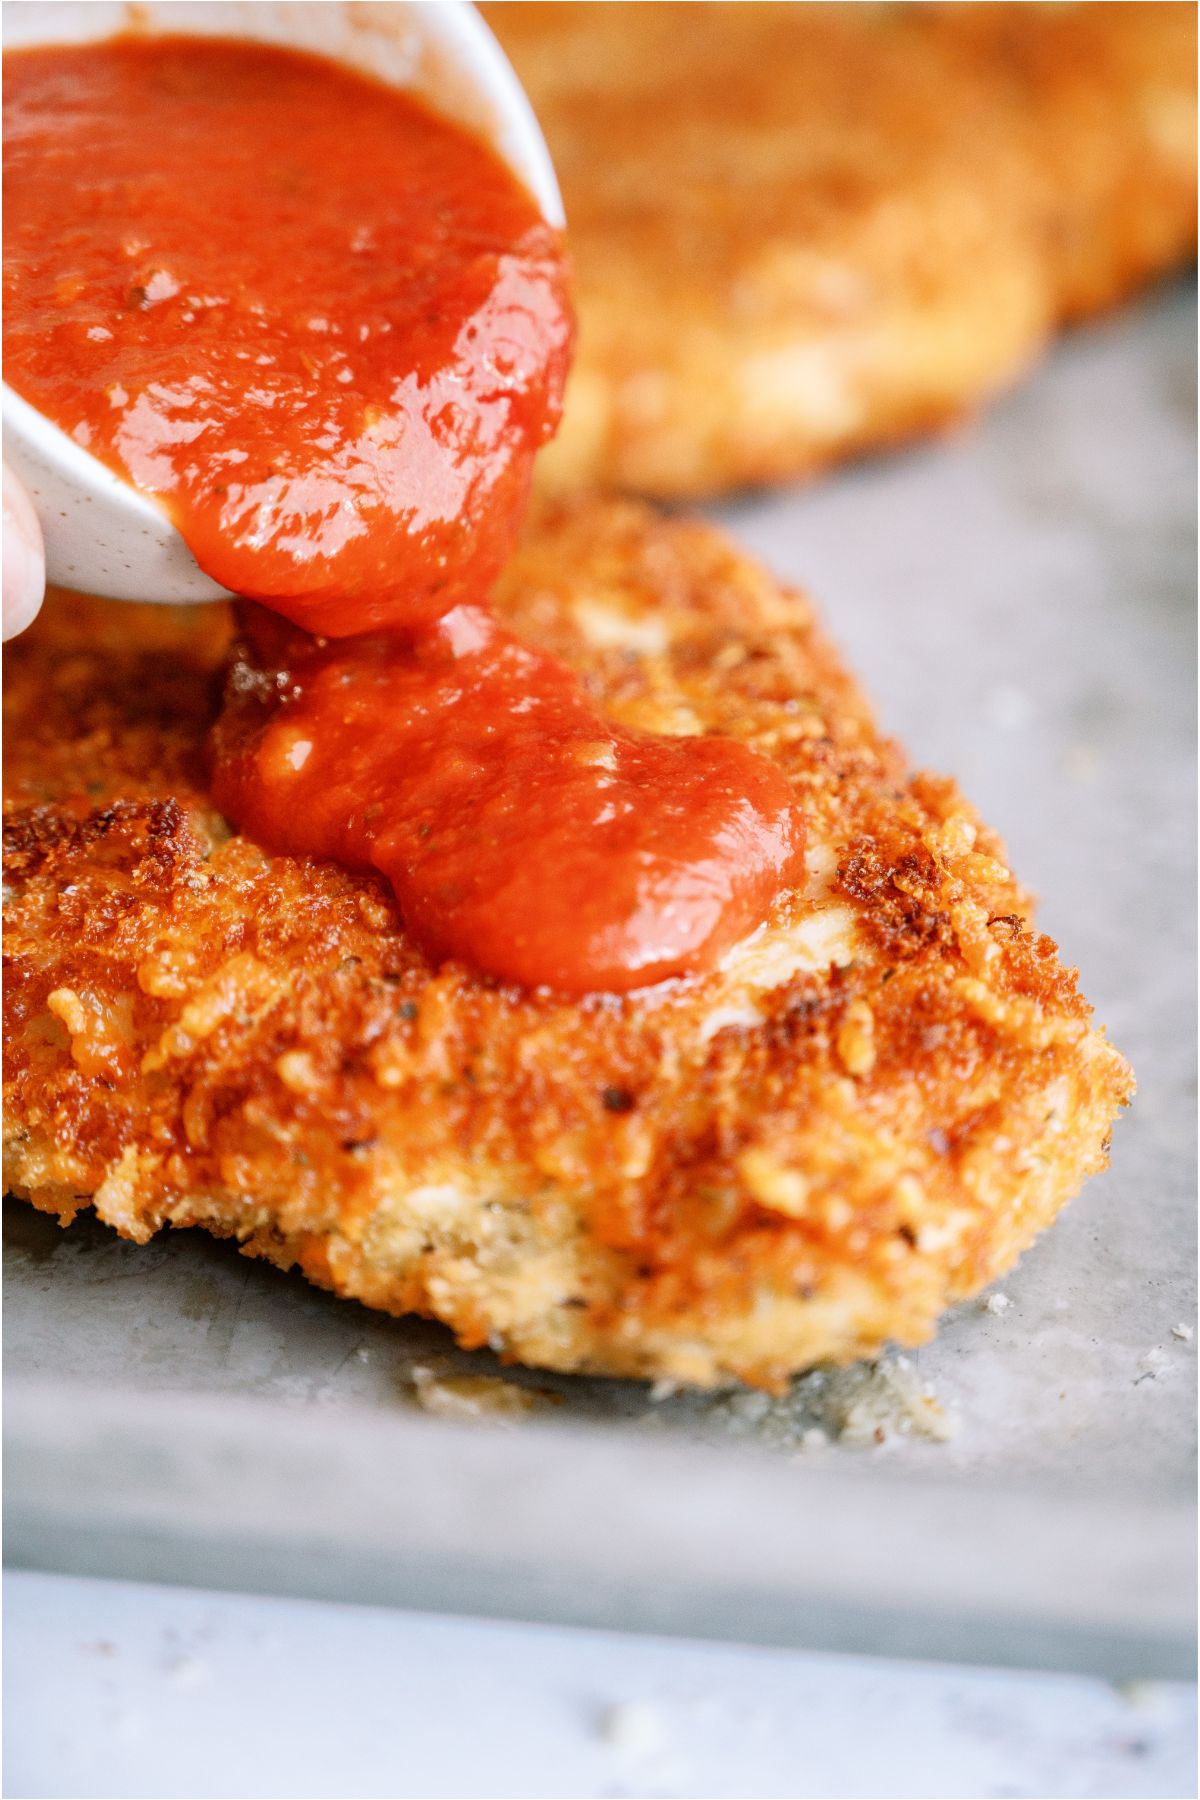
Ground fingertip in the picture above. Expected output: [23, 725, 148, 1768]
[3, 537, 45, 638]
[3, 469, 46, 640]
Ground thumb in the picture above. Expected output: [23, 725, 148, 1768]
[3, 463, 46, 640]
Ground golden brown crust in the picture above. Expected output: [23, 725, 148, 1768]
[484, 1, 1197, 496]
[3, 498, 1133, 1387]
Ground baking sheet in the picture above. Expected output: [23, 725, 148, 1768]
[5, 282, 1196, 1679]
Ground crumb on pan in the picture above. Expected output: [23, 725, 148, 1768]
[710, 1354, 957, 1449]
[408, 1366, 542, 1422]
[599, 1700, 669, 1758]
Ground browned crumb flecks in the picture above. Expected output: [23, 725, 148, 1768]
[484, 1, 1197, 496]
[3, 498, 1133, 1388]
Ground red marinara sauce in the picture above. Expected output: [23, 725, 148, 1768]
[3, 38, 572, 635]
[4, 37, 806, 996]
[214, 605, 806, 994]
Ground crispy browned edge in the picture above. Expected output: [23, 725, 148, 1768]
[485, 1, 1198, 496]
[3, 497, 1133, 1387]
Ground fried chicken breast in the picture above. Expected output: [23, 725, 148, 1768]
[484, 1, 1197, 496]
[3, 499, 1132, 1388]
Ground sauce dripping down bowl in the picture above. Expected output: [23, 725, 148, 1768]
[1, 0, 564, 604]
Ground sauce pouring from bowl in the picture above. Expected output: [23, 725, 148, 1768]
[1, 0, 564, 612]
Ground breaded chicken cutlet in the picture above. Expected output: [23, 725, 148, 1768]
[485, 1, 1198, 497]
[3, 499, 1132, 1389]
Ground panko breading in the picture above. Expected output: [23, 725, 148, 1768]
[3, 498, 1132, 1389]
[484, 1, 1198, 497]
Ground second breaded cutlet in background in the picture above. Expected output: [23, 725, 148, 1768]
[486, 0, 1197, 495]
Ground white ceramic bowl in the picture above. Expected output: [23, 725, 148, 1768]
[1, 0, 563, 603]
